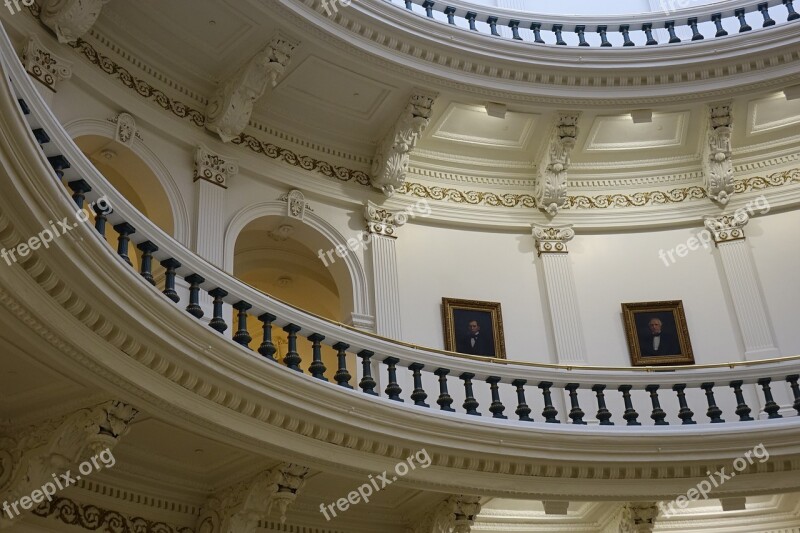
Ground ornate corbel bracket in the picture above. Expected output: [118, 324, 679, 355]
[704, 211, 748, 245]
[194, 144, 239, 189]
[619, 502, 658, 533]
[364, 201, 407, 237]
[534, 112, 580, 216]
[196, 462, 309, 533]
[703, 102, 735, 205]
[21, 34, 73, 92]
[370, 89, 438, 196]
[40, 0, 111, 44]
[205, 32, 299, 142]
[408, 494, 482, 533]
[532, 224, 575, 255]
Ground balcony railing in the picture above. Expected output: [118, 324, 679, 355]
[388, 0, 799, 47]
[3, 21, 800, 434]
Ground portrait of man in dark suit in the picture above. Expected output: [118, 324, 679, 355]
[637, 313, 681, 357]
[456, 319, 494, 356]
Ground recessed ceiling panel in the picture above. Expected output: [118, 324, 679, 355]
[277, 56, 393, 122]
[747, 93, 800, 134]
[430, 103, 538, 149]
[585, 112, 689, 151]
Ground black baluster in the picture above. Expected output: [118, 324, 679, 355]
[575, 25, 589, 46]
[93, 202, 111, 236]
[687, 17, 704, 40]
[384, 357, 403, 401]
[619, 24, 635, 46]
[422, 0, 434, 17]
[645, 385, 668, 425]
[509, 20, 522, 40]
[48, 155, 70, 180]
[701, 382, 725, 423]
[511, 379, 533, 421]
[552, 24, 566, 45]
[434, 368, 455, 411]
[487, 16, 499, 36]
[672, 384, 696, 424]
[32, 125, 48, 146]
[18, 98, 30, 115]
[530, 22, 545, 43]
[232, 302, 252, 348]
[465, 11, 477, 31]
[642, 23, 658, 45]
[113, 223, 135, 266]
[409, 363, 429, 407]
[735, 8, 752, 31]
[664, 20, 681, 43]
[486, 376, 507, 419]
[618, 385, 641, 426]
[160, 259, 181, 303]
[404, 0, 412, 9]
[257, 313, 277, 361]
[711, 13, 729, 37]
[729, 380, 754, 421]
[137, 241, 158, 286]
[333, 342, 353, 389]
[592, 384, 613, 425]
[785, 0, 800, 21]
[565, 383, 586, 424]
[444, 6, 455, 24]
[758, 2, 776, 26]
[208, 289, 228, 333]
[597, 25, 612, 47]
[460, 373, 481, 416]
[68, 180, 91, 209]
[308, 333, 328, 380]
[538, 381, 560, 423]
[358, 350, 378, 395]
[283, 324, 302, 371]
[184, 274, 205, 318]
[758, 378, 782, 418]
[786, 375, 800, 414]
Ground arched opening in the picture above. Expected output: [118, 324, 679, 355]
[233, 215, 355, 376]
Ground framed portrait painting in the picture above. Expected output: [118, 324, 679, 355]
[442, 298, 506, 359]
[621, 300, 694, 366]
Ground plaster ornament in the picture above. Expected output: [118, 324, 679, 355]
[703, 102, 735, 204]
[534, 112, 580, 215]
[194, 144, 239, 188]
[40, 0, 111, 44]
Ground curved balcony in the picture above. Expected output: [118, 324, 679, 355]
[395, 0, 799, 47]
[2, 19, 800, 500]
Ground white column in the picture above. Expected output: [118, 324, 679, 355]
[364, 202, 406, 340]
[532, 224, 587, 364]
[704, 213, 779, 359]
[193, 145, 238, 318]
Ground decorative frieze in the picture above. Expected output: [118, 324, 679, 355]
[40, 0, 111, 44]
[703, 102, 735, 205]
[205, 33, 299, 142]
[21, 34, 72, 92]
[194, 144, 238, 189]
[534, 112, 580, 215]
[371, 89, 438, 196]
[196, 463, 309, 532]
[364, 201, 408, 237]
[532, 224, 575, 255]
[703, 211, 748, 244]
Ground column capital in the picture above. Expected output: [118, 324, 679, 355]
[364, 201, 408, 237]
[194, 144, 238, 188]
[703, 211, 748, 245]
[532, 224, 575, 255]
[21, 34, 73, 92]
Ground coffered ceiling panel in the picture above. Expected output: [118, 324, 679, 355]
[429, 103, 538, 149]
[584, 112, 690, 152]
[747, 93, 800, 135]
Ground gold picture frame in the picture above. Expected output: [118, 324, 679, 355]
[442, 298, 506, 359]
[621, 300, 694, 366]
